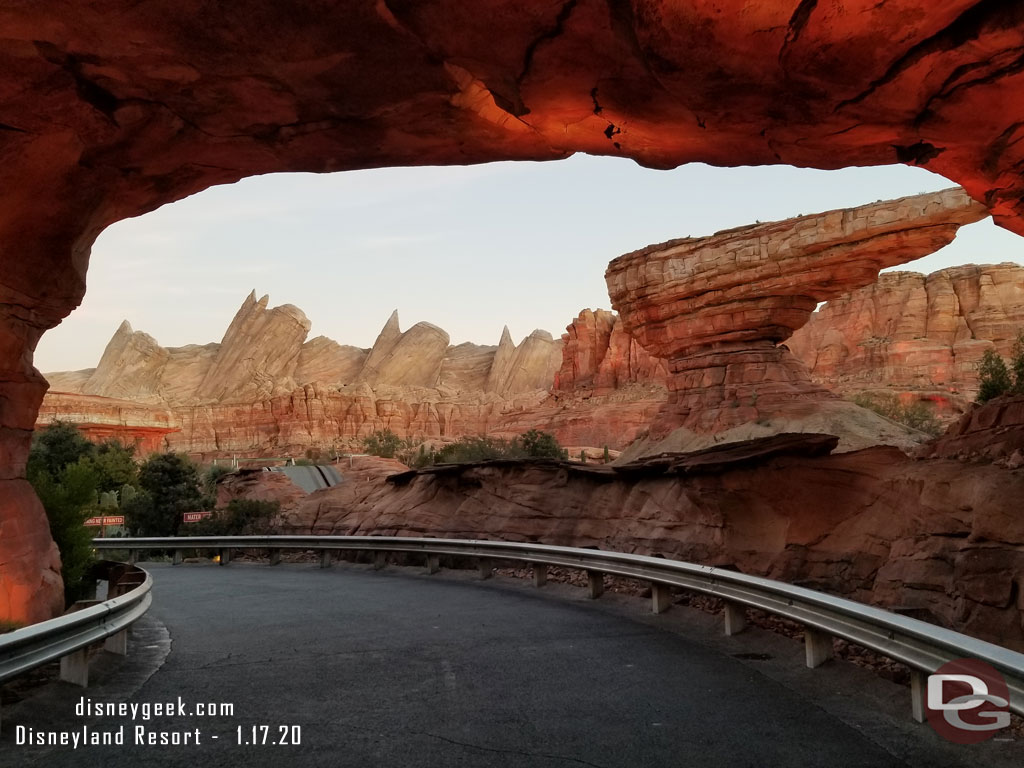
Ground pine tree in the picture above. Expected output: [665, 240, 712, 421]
[977, 348, 1012, 403]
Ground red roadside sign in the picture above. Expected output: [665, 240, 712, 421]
[183, 511, 213, 523]
[84, 516, 124, 526]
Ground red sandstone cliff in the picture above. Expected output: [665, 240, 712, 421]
[789, 264, 1024, 410]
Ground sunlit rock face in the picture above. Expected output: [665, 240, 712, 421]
[606, 190, 989, 453]
[789, 264, 1024, 412]
[4, 0, 1024, 621]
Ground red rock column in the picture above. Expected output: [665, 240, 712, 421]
[0, 304, 63, 623]
[607, 189, 990, 442]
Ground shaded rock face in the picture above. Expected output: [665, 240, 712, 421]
[553, 309, 668, 395]
[288, 443, 1024, 651]
[924, 394, 1024, 462]
[606, 189, 989, 452]
[789, 264, 1024, 410]
[6, 1, 1024, 622]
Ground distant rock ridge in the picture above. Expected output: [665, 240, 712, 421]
[46, 295, 565, 407]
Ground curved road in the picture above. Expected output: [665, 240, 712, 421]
[4, 562, 1015, 766]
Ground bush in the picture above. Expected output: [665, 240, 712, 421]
[203, 464, 232, 495]
[362, 429, 404, 459]
[851, 392, 942, 437]
[187, 499, 279, 536]
[519, 429, 564, 459]
[415, 430, 566, 467]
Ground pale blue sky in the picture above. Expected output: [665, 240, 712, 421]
[36, 154, 1024, 372]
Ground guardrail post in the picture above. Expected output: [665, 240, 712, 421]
[724, 602, 747, 636]
[532, 563, 547, 588]
[320, 550, 332, 569]
[586, 570, 604, 599]
[104, 629, 128, 655]
[128, 550, 137, 565]
[269, 549, 281, 566]
[651, 583, 672, 614]
[60, 649, 90, 687]
[172, 549, 183, 566]
[219, 548, 232, 566]
[804, 628, 835, 668]
[426, 554, 440, 574]
[910, 669, 926, 723]
[478, 558, 493, 580]
[373, 552, 386, 570]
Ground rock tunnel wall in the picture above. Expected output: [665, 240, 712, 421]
[3, 0, 1024, 621]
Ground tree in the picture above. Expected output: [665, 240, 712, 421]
[977, 348, 1013, 403]
[81, 440, 138, 493]
[27, 421, 95, 480]
[126, 453, 205, 536]
[1011, 331, 1024, 395]
[30, 460, 100, 603]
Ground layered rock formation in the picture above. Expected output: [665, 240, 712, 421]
[553, 309, 668, 395]
[38, 392, 179, 455]
[41, 295, 571, 456]
[284, 436, 1024, 650]
[924, 394, 1024, 462]
[789, 264, 1024, 409]
[606, 189, 990, 455]
[6, 0, 1024, 622]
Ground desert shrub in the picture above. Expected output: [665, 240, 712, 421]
[519, 429, 564, 459]
[852, 392, 942, 437]
[362, 429, 404, 459]
[187, 499, 280, 536]
[203, 464, 232, 495]
[433, 436, 525, 464]
[417, 430, 566, 466]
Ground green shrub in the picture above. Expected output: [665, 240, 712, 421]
[362, 429, 404, 459]
[187, 499, 279, 536]
[852, 392, 942, 436]
[203, 464, 232, 495]
[520, 429, 564, 459]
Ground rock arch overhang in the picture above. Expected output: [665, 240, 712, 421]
[2, 0, 1024, 622]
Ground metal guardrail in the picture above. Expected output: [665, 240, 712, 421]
[0, 564, 153, 694]
[94, 535, 1024, 721]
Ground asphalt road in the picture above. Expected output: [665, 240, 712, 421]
[2, 562, 1012, 767]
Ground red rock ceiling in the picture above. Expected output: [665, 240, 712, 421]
[2, 0, 1024, 622]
